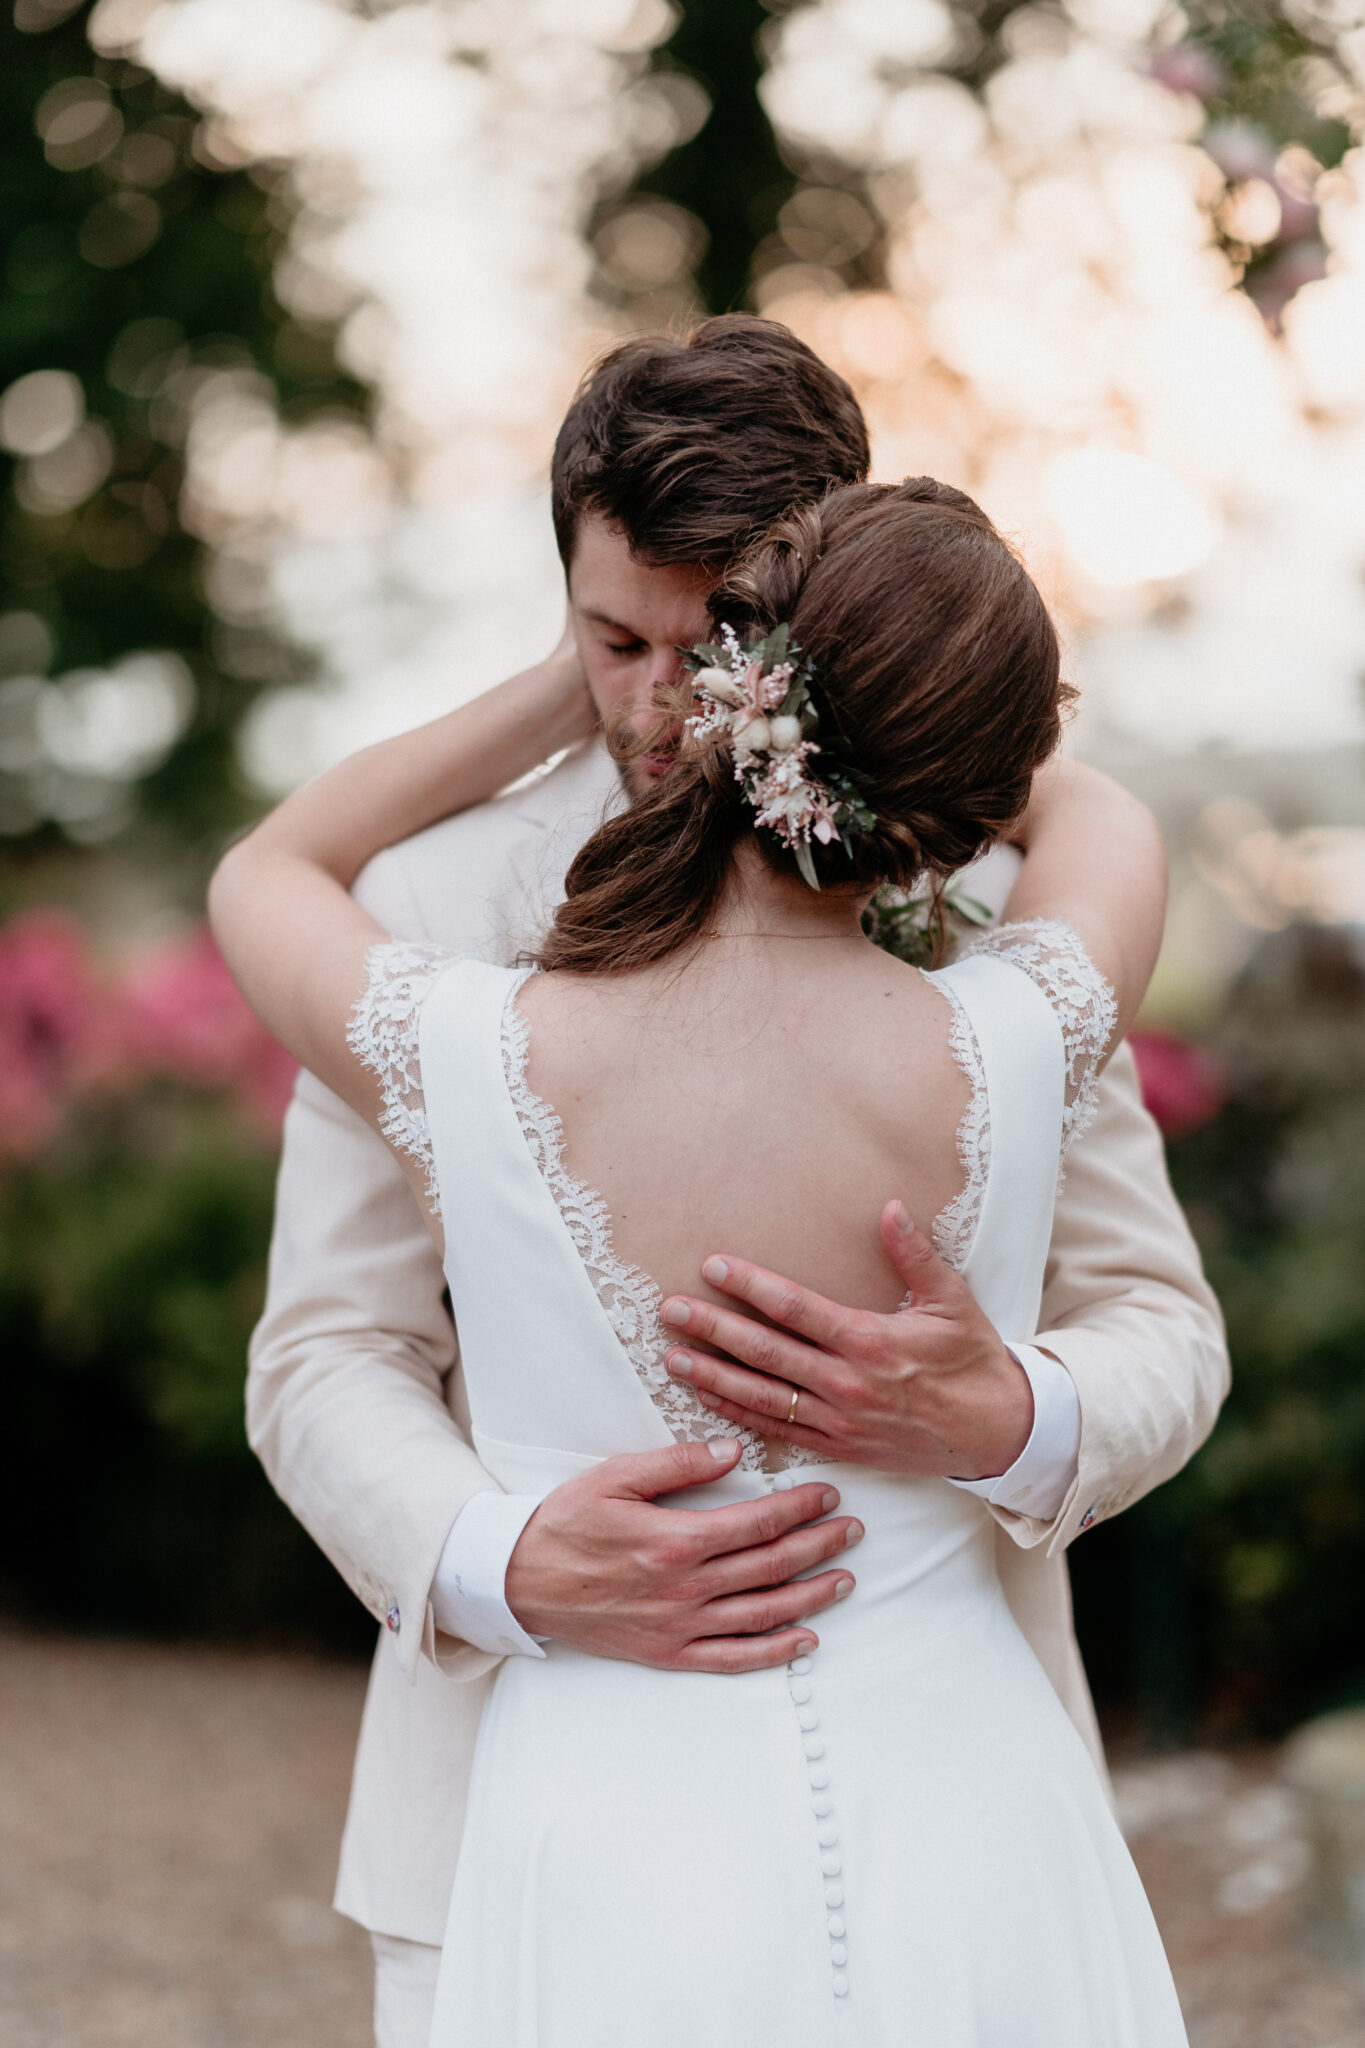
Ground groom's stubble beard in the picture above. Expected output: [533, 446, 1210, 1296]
[605, 719, 682, 803]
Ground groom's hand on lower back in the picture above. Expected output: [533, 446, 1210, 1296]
[503, 1438, 862, 1672]
[656, 1201, 1035, 1482]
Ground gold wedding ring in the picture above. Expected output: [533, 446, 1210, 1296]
[786, 1385, 800, 1426]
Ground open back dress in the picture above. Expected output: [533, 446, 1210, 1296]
[350, 922, 1187, 2048]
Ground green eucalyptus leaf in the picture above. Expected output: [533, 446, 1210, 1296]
[946, 890, 992, 928]
[795, 838, 820, 891]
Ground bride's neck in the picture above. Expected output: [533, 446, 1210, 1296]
[707, 841, 871, 944]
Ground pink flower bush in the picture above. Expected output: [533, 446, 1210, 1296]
[1130, 1030, 1226, 1138]
[121, 924, 297, 1129]
[123, 924, 263, 1086]
[0, 913, 118, 1155]
[0, 912, 296, 1155]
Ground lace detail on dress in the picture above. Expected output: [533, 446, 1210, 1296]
[924, 919, 1116, 1265]
[501, 978, 823, 1476]
[928, 979, 990, 1272]
[347, 940, 455, 1216]
[960, 918, 1117, 1166]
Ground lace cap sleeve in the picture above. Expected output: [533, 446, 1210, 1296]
[346, 941, 458, 1216]
[960, 918, 1117, 1160]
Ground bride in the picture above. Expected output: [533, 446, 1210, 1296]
[211, 477, 1186, 2046]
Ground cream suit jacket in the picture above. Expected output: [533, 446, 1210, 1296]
[247, 739, 1230, 1946]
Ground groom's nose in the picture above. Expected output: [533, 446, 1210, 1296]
[646, 641, 685, 687]
[628, 646, 684, 722]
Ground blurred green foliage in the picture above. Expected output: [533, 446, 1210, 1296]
[629, 0, 792, 313]
[0, 0, 363, 866]
[0, 1089, 369, 1647]
[1165, 930, 1365, 1727]
[0, 4, 373, 1646]
[1070, 928, 1365, 1739]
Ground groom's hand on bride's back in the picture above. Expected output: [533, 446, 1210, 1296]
[657, 1202, 1034, 1483]
[503, 1438, 862, 1672]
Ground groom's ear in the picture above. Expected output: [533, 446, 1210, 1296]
[550, 316, 871, 574]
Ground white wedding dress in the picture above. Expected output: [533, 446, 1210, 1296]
[351, 924, 1188, 2048]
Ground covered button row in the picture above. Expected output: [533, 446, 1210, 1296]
[789, 1659, 849, 2002]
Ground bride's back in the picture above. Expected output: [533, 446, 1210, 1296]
[519, 930, 969, 1318]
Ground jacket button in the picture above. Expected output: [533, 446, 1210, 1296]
[385, 1605, 401, 1632]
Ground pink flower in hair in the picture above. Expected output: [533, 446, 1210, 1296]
[684, 620, 876, 885]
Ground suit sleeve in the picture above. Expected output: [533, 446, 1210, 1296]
[246, 845, 505, 1685]
[985, 1040, 1229, 1554]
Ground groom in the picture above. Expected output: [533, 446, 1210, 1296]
[248, 316, 1227, 2044]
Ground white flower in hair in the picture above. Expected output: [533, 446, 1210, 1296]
[692, 666, 745, 707]
[682, 621, 877, 890]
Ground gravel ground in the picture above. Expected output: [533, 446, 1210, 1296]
[2, 1630, 1364, 2046]
[0, 1632, 372, 2048]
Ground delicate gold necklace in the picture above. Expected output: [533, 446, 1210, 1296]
[705, 930, 857, 941]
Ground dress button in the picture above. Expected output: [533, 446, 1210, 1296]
[385, 1605, 401, 1633]
[832, 1972, 849, 1998]
[790, 1656, 812, 1676]
[811, 1795, 833, 1818]
[827, 1913, 845, 1939]
[830, 1942, 848, 1966]
[804, 1737, 826, 1761]
[824, 1882, 844, 1909]
[821, 1853, 842, 1878]
[817, 1823, 838, 1848]
[797, 1708, 819, 1732]
[789, 1681, 812, 1704]
[808, 1767, 830, 1791]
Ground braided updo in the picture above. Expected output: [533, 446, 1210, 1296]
[537, 478, 1072, 975]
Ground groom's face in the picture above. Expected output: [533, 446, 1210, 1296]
[567, 513, 716, 792]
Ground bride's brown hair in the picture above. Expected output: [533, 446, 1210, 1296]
[537, 478, 1073, 976]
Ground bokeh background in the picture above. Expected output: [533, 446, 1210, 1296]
[3, 0, 1365, 1759]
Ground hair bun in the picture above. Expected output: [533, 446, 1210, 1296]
[712, 500, 825, 634]
[895, 475, 992, 530]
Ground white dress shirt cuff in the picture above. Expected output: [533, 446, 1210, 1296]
[947, 1344, 1082, 1522]
[430, 1492, 547, 1659]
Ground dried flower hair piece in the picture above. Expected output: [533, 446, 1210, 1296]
[683, 622, 876, 890]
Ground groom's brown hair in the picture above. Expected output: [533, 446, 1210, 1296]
[551, 315, 870, 567]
